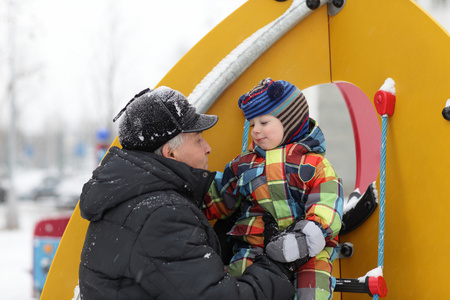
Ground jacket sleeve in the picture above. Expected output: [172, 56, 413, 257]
[131, 203, 294, 300]
[303, 155, 344, 243]
[203, 163, 242, 220]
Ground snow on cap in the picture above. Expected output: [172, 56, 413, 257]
[114, 86, 218, 152]
[379, 77, 396, 95]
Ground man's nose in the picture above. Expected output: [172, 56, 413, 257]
[204, 141, 212, 154]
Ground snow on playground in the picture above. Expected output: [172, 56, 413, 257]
[0, 201, 73, 300]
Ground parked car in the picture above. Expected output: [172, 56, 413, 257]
[31, 175, 61, 201]
[13, 169, 89, 209]
[54, 174, 89, 209]
[0, 182, 7, 203]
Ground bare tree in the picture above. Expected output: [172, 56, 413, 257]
[2, 0, 42, 229]
[5, 0, 19, 229]
[87, 1, 124, 142]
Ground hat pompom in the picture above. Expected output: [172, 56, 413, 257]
[267, 81, 285, 100]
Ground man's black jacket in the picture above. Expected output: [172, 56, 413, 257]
[78, 146, 294, 300]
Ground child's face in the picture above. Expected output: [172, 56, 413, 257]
[250, 114, 284, 150]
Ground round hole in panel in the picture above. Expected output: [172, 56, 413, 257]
[303, 82, 380, 198]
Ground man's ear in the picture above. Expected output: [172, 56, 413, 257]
[161, 143, 175, 159]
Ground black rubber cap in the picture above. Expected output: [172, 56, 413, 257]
[306, 0, 320, 10]
[443, 107, 450, 121]
[332, 0, 345, 8]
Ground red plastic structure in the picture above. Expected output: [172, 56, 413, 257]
[368, 276, 388, 298]
[374, 90, 396, 117]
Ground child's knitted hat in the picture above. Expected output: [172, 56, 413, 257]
[238, 78, 309, 146]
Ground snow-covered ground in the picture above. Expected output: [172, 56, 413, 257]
[0, 201, 73, 300]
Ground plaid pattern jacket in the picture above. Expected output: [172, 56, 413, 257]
[204, 120, 343, 248]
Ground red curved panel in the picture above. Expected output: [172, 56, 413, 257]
[334, 82, 381, 190]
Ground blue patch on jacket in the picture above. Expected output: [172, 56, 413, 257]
[299, 164, 315, 182]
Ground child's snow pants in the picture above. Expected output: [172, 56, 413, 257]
[228, 243, 335, 300]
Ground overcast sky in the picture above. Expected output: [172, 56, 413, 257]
[1, 0, 246, 135]
[1, 0, 448, 136]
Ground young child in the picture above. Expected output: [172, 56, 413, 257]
[204, 78, 343, 300]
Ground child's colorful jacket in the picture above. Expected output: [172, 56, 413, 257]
[204, 119, 344, 251]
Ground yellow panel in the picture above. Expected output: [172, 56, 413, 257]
[46, 0, 450, 297]
[158, 0, 331, 172]
[330, 0, 450, 299]
[41, 1, 331, 298]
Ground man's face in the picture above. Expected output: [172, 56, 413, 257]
[170, 132, 212, 169]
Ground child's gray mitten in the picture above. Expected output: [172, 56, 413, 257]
[265, 219, 325, 263]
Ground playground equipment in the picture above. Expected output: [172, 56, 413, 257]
[33, 216, 70, 298]
[41, 0, 450, 299]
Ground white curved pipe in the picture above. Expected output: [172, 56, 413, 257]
[188, 0, 329, 113]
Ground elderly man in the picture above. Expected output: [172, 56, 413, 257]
[78, 87, 299, 299]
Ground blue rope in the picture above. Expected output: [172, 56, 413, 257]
[374, 115, 388, 300]
[241, 119, 250, 153]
